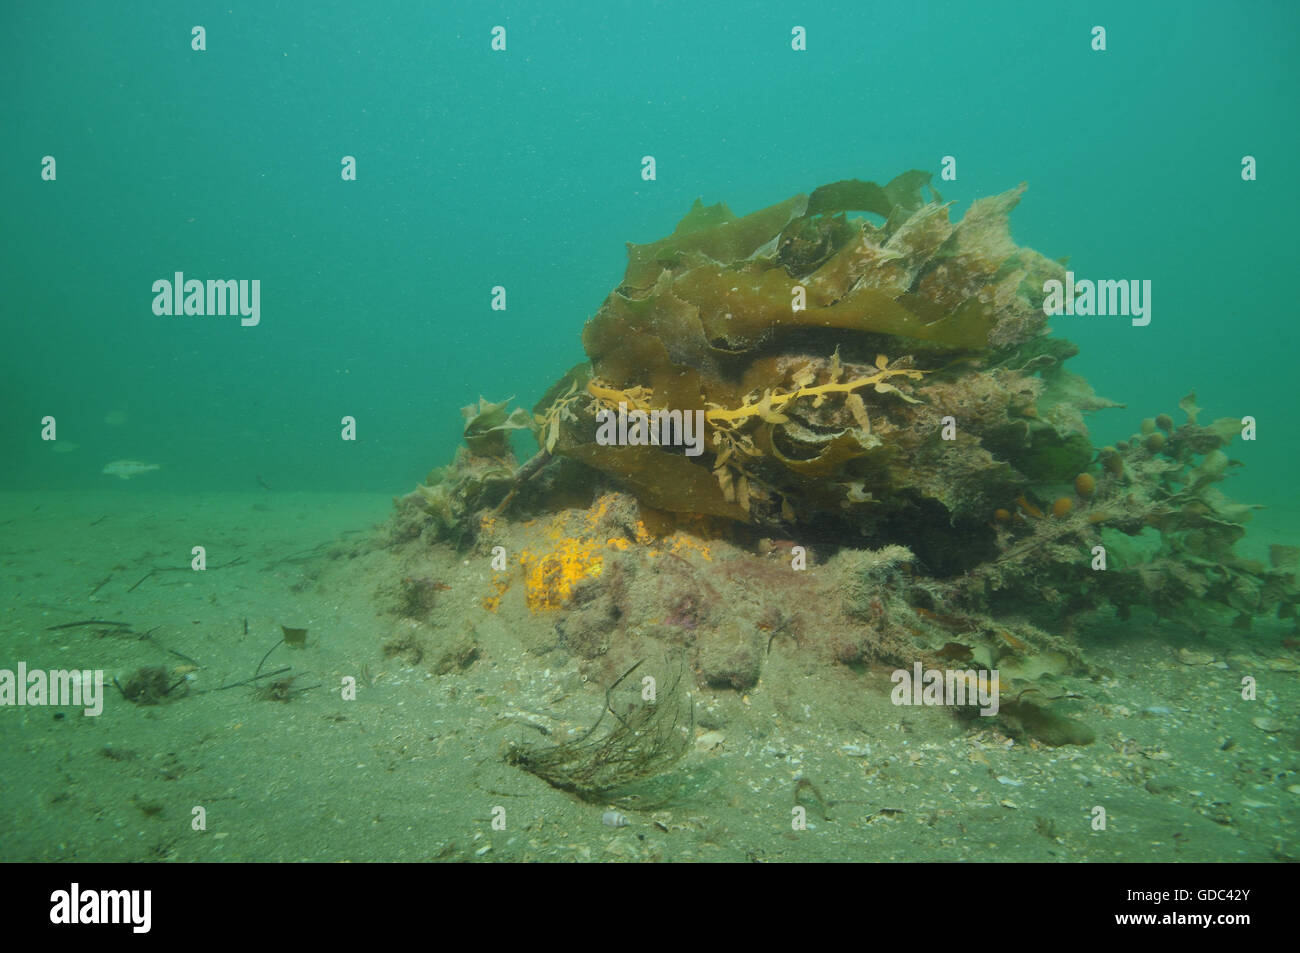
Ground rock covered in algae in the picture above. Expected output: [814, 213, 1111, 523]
[399, 173, 1297, 665]
[532, 171, 1113, 570]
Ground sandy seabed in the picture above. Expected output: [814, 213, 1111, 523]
[1, 489, 1297, 862]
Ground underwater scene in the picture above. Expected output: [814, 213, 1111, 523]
[3, 1, 1298, 868]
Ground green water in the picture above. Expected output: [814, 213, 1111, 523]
[2, 1, 1297, 863]
[6, 2, 1297, 499]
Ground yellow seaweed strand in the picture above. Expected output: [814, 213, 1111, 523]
[586, 356, 924, 430]
[705, 365, 924, 427]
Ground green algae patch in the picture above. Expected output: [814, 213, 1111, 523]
[806, 172, 933, 218]
[462, 397, 534, 457]
[623, 194, 809, 291]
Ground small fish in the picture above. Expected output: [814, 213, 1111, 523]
[102, 460, 160, 480]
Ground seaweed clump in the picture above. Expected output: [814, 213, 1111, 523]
[940, 392, 1300, 631]
[396, 172, 1295, 643]
[252, 673, 317, 703]
[529, 171, 1081, 569]
[394, 397, 535, 545]
[505, 661, 693, 804]
[117, 666, 189, 705]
